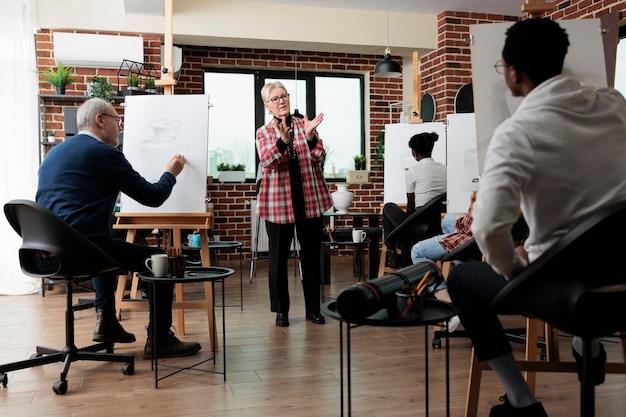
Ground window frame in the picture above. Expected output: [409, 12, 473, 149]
[202, 66, 366, 182]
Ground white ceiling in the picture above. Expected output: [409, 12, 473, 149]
[124, 0, 528, 17]
[122, 0, 533, 55]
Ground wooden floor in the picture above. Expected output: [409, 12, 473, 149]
[1, 256, 626, 417]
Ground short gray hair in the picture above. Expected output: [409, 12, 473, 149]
[76, 98, 111, 130]
[260, 81, 288, 103]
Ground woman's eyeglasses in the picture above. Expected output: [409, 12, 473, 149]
[268, 94, 289, 104]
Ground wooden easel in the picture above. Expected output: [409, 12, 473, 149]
[155, 0, 176, 95]
[408, 51, 423, 124]
[113, 212, 220, 351]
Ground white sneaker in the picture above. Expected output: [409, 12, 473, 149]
[446, 315, 461, 333]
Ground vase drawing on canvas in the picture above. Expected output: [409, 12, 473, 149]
[140, 119, 189, 182]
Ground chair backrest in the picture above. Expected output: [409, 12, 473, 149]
[492, 200, 626, 338]
[4, 199, 124, 280]
[385, 192, 447, 243]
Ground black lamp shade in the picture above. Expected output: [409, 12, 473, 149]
[374, 54, 402, 77]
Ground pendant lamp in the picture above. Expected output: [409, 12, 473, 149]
[293, 51, 303, 118]
[374, 0, 402, 78]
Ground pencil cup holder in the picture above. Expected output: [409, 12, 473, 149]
[395, 291, 424, 321]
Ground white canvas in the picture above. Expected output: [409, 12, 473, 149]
[383, 122, 446, 204]
[120, 94, 210, 213]
[446, 113, 478, 213]
[471, 19, 608, 173]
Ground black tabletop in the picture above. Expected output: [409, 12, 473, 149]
[137, 266, 234, 284]
[321, 298, 457, 327]
[182, 241, 243, 251]
[324, 212, 379, 217]
[323, 239, 370, 246]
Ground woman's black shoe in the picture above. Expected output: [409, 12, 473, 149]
[276, 312, 289, 327]
[489, 395, 548, 417]
[306, 312, 326, 324]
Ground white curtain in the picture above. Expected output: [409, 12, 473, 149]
[0, 0, 41, 294]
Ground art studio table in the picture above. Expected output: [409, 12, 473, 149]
[322, 298, 458, 417]
[138, 266, 233, 388]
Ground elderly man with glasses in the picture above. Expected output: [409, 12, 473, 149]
[36, 97, 201, 359]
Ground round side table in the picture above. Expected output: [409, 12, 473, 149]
[137, 266, 234, 388]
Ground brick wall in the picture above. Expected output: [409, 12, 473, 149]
[34, 0, 625, 261]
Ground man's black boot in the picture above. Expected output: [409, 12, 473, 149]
[93, 309, 136, 343]
[143, 330, 201, 359]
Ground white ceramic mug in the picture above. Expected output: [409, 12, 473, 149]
[352, 229, 366, 243]
[145, 254, 168, 277]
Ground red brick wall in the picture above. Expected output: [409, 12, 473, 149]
[34, 0, 626, 260]
[421, 0, 626, 121]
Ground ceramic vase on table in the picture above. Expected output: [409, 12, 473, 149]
[331, 184, 353, 214]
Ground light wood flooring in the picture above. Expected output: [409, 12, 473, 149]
[1, 256, 626, 417]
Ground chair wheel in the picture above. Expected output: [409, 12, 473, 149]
[1, 372, 8, 387]
[122, 362, 134, 375]
[432, 337, 442, 349]
[52, 380, 68, 395]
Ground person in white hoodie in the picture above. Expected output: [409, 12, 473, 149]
[447, 18, 626, 417]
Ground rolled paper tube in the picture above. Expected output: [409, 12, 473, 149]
[335, 261, 441, 321]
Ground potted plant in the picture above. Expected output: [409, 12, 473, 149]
[217, 162, 246, 182]
[144, 77, 157, 94]
[46, 131, 55, 142]
[353, 154, 366, 170]
[127, 73, 140, 91]
[40, 60, 76, 95]
[87, 76, 116, 103]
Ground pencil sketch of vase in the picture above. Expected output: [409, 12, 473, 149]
[140, 119, 188, 182]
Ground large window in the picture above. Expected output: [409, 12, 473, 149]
[203, 68, 365, 180]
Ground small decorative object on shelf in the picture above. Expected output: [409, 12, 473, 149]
[127, 73, 140, 91]
[46, 131, 55, 142]
[217, 163, 246, 182]
[117, 59, 160, 96]
[40, 60, 76, 95]
[353, 154, 366, 170]
[144, 77, 157, 94]
[331, 184, 353, 214]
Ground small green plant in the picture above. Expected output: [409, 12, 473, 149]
[127, 73, 140, 88]
[46, 131, 55, 139]
[353, 154, 366, 170]
[144, 77, 156, 90]
[217, 163, 246, 171]
[40, 60, 76, 92]
[88, 76, 116, 103]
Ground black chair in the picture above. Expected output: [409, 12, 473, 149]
[382, 192, 447, 270]
[0, 200, 134, 395]
[491, 201, 626, 417]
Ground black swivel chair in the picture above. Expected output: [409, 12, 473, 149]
[382, 192, 447, 270]
[490, 201, 626, 417]
[0, 200, 134, 395]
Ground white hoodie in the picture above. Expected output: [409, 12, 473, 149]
[472, 75, 626, 279]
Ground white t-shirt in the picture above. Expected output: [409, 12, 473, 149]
[404, 157, 447, 207]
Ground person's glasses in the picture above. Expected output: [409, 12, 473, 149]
[268, 93, 289, 104]
[101, 113, 123, 127]
[494, 59, 510, 75]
